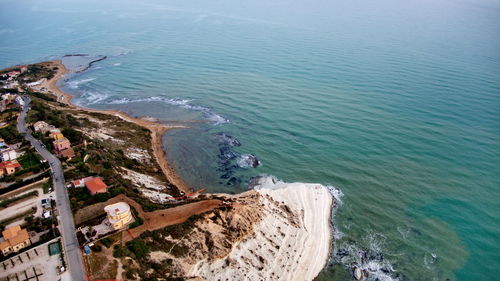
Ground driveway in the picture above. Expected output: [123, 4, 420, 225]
[1, 187, 54, 229]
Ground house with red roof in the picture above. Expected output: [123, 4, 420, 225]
[0, 160, 21, 176]
[85, 177, 108, 195]
[58, 147, 75, 160]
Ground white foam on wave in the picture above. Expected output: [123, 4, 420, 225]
[67, 78, 96, 89]
[106, 96, 229, 125]
[326, 184, 344, 206]
[205, 112, 229, 125]
[78, 91, 109, 105]
[113, 62, 121, 66]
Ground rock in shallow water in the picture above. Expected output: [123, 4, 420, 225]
[353, 267, 362, 280]
[214, 132, 241, 147]
[237, 154, 261, 168]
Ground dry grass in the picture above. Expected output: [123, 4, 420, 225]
[86, 253, 119, 280]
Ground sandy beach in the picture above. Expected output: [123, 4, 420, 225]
[190, 176, 334, 281]
[39, 60, 191, 193]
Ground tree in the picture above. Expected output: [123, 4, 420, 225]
[61, 128, 83, 144]
[126, 239, 150, 259]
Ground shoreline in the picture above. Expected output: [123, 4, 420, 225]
[41, 60, 192, 194]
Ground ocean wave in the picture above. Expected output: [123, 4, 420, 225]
[106, 96, 229, 125]
[78, 91, 109, 105]
[113, 62, 121, 66]
[205, 112, 229, 125]
[67, 78, 96, 89]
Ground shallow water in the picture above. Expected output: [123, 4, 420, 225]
[1, 0, 499, 280]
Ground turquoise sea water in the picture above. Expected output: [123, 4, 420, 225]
[1, 0, 499, 280]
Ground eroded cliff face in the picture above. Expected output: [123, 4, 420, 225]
[189, 180, 334, 281]
[141, 191, 265, 279]
[109, 180, 333, 281]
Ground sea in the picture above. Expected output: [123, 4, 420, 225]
[1, 0, 499, 280]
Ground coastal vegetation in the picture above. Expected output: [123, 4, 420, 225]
[24, 90, 181, 215]
[0, 124, 23, 144]
[112, 214, 203, 280]
[17, 62, 57, 82]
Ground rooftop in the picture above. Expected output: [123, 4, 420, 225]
[2, 225, 21, 240]
[59, 147, 75, 158]
[53, 138, 70, 145]
[104, 202, 131, 217]
[85, 177, 108, 194]
[0, 160, 21, 169]
[0, 226, 30, 251]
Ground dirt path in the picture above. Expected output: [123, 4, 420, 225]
[75, 194, 223, 242]
[39, 60, 191, 193]
[125, 199, 222, 242]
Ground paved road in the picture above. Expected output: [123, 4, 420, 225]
[17, 96, 86, 281]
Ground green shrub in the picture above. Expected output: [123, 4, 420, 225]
[126, 239, 149, 259]
[90, 244, 102, 252]
[61, 127, 83, 144]
[0, 124, 22, 143]
[100, 237, 114, 248]
[128, 216, 144, 229]
[113, 246, 128, 258]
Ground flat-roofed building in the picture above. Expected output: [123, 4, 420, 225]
[104, 202, 133, 230]
[0, 148, 17, 161]
[49, 132, 64, 140]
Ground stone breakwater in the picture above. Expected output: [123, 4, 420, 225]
[190, 176, 334, 281]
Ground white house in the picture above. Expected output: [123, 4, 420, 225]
[0, 148, 18, 161]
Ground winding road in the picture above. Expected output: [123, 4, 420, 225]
[17, 96, 85, 281]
